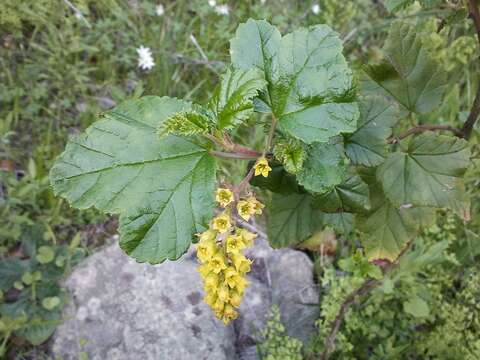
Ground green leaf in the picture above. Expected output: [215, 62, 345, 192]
[377, 133, 470, 208]
[345, 96, 399, 167]
[266, 193, 320, 247]
[209, 67, 266, 130]
[385, 0, 414, 12]
[297, 141, 349, 194]
[318, 211, 355, 235]
[0, 258, 29, 291]
[403, 296, 430, 318]
[231, 19, 358, 144]
[363, 21, 447, 114]
[41, 296, 61, 311]
[18, 312, 61, 345]
[50, 96, 216, 264]
[36, 246, 55, 264]
[273, 138, 306, 174]
[159, 110, 210, 137]
[357, 200, 417, 262]
[313, 175, 370, 213]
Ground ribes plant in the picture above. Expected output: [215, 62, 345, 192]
[50, 16, 476, 324]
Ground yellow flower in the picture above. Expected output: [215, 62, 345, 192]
[222, 305, 238, 324]
[232, 253, 252, 274]
[216, 188, 234, 207]
[217, 284, 230, 302]
[197, 229, 217, 243]
[204, 293, 217, 307]
[208, 253, 228, 274]
[214, 311, 223, 320]
[238, 229, 257, 247]
[225, 235, 245, 254]
[254, 157, 272, 177]
[247, 196, 264, 215]
[233, 276, 249, 295]
[204, 272, 220, 290]
[224, 267, 239, 288]
[237, 200, 255, 221]
[197, 264, 211, 279]
[229, 291, 242, 308]
[196, 241, 217, 263]
[212, 213, 232, 233]
[212, 298, 225, 313]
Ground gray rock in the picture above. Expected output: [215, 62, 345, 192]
[50, 236, 318, 359]
[51, 244, 235, 360]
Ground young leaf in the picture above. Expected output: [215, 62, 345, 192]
[297, 141, 349, 194]
[266, 193, 320, 247]
[363, 21, 447, 114]
[377, 133, 470, 208]
[345, 96, 399, 167]
[50, 96, 216, 264]
[313, 174, 371, 213]
[273, 138, 306, 174]
[231, 19, 358, 144]
[209, 67, 266, 130]
[159, 110, 210, 137]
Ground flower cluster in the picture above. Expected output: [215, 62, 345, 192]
[195, 188, 263, 324]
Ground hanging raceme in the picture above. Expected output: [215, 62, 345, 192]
[196, 187, 264, 324]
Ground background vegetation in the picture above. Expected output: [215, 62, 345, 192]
[0, 0, 479, 358]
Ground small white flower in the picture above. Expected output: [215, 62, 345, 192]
[208, 0, 216, 7]
[311, 3, 320, 15]
[136, 46, 155, 71]
[260, 0, 266, 3]
[215, 4, 229, 15]
[155, 4, 165, 16]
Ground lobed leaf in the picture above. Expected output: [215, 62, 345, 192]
[297, 141, 349, 194]
[377, 133, 470, 208]
[50, 96, 216, 264]
[231, 19, 358, 144]
[209, 67, 267, 129]
[345, 96, 399, 167]
[313, 174, 371, 213]
[266, 193, 321, 247]
[363, 21, 447, 114]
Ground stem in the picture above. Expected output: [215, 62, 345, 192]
[231, 144, 263, 157]
[461, 0, 480, 139]
[389, 124, 463, 143]
[320, 242, 413, 359]
[264, 117, 278, 156]
[210, 150, 259, 160]
[321, 279, 379, 360]
[204, 134, 262, 159]
[0, 331, 11, 354]
[31, 282, 36, 302]
[236, 166, 256, 195]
